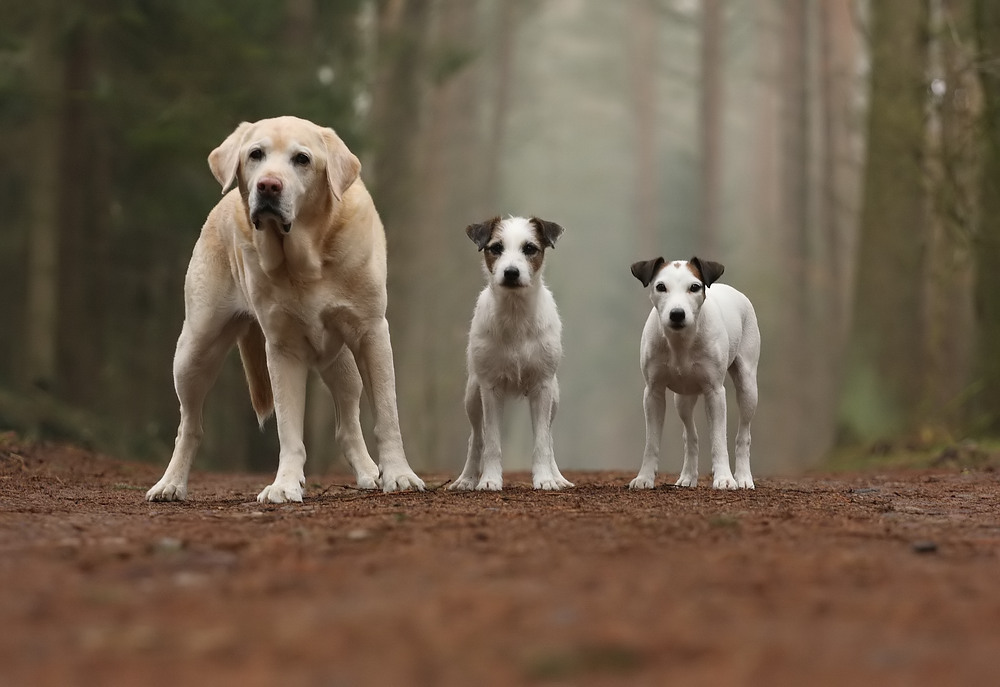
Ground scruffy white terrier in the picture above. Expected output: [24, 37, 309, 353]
[628, 257, 760, 490]
[450, 216, 574, 491]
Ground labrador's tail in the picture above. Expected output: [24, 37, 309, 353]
[237, 320, 274, 427]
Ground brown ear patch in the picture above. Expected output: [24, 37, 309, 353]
[466, 216, 500, 251]
[688, 257, 724, 287]
[631, 257, 666, 287]
[529, 217, 565, 248]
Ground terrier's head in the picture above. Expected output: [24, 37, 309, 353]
[630, 257, 724, 331]
[466, 216, 564, 290]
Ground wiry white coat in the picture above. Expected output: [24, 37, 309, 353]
[451, 216, 573, 491]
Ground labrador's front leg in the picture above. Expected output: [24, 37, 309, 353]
[257, 346, 309, 503]
[353, 318, 425, 492]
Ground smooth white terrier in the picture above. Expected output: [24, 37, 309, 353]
[450, 216, 574, 491]
[628, 257, 760, 490]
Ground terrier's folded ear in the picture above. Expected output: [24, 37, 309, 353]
[630, 257, 666, 288]
[466, 217, 501, 251]
[688, 257, 725, 287]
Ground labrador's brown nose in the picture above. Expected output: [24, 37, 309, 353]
[256, 176, 283, 198]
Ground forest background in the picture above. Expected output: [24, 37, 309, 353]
[2, 0, 999, 478]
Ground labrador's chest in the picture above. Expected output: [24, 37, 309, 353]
[238, 252, 362, 365]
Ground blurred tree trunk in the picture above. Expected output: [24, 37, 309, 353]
[371, 0, 433, 469]
[630, 0, 659, 256]
[415, 0, 490, 469]
[24, 0, 62, 392]
[698, 0, 723, 257]
[56, 14, 111, 411]
[814, 0, 866, 450]
[841, 0, 930, 441]
[781, 0, 813, 456]
[921, 0, 977, 437]
[819, 0, 863, 344]
[483, 0, 516, 209]
[752, 1, 781, 256]
[973, 0, 1000, 433]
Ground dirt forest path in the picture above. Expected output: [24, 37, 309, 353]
[1, 436, 998, 686]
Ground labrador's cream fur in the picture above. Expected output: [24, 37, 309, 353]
[146, 116, 424, 503]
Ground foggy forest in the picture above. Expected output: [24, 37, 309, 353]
[2, 0, 999, 480]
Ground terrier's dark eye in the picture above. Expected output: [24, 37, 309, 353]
[293, 152, 310, 166]
[248, 148, 264, 161]
[522, 243, 539, 256]
[689, 283, 702, 293]
[655, 283, 667, 293]
[488, 243, 504, 256]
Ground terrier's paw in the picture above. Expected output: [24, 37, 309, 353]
[475, 476, 503, 491]
[146, 481, 187, 502]
[533, 472, 574, 490]
[381, 468, 425, 493]
[712, 473, 738, 490]
[629, 474, 655, 490]
[675, 473, 698, 488]
[734, 473, 755, 489]
[257, 481, 304, 504]
[448, 476, 479, 491]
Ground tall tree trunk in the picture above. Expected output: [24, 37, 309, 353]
[698, 0, 723, 256]
[841, 0, 930, 441]
[483, 0, 517, 210]
[972, 0, 1000, 434]
[819, 0, 863, 345]
[423, 0, 489, 469]
[56, 14, 111, 411]
[630, 0, 659, 257]
[814, 0, 866, 453]
[370, 0, 433, 469]
[920, 0, 978, 437]
[24, 0, 62, 392]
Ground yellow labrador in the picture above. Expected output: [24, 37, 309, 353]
[146, 116, 424, 503]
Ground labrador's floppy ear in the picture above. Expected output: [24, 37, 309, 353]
[529, 217, 565, 248]
[630, 257, 666, 288]
[208, 121, 253, 194]
[689, 256, 725, 287]
[466, 216, 501, 251]
[322, 128, 361, 201]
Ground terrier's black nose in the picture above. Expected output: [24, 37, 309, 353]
[669, 308, 686, 324]
[503, 266, 520, 283]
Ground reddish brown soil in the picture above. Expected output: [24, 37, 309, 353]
[1, 436, 998, 687]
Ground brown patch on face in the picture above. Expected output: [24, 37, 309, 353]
[688, 257, 725, 286]
[524, 222, 547, 274]
[482, 222, 504, 275]
[686, 261, 703, 282]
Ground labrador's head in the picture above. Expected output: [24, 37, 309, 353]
[208, 116, 361, 233]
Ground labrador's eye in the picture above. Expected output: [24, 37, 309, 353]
[689, 283, 702, 293]
[523, 243, 539, 256]
[655, 283, 667, 293]
[248, 148, 264, 162]
[293, 152, 310, 166]
[488, 243, 504, 256]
